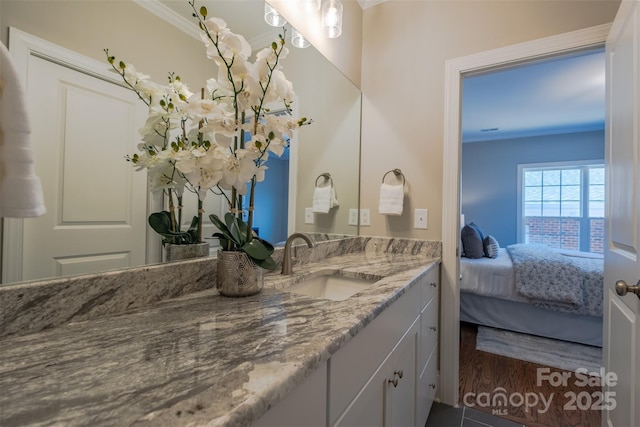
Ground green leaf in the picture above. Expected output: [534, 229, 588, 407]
[200, 6, 207, 17]
[148, 211, 173, 235]
[186, 215, 200, 243]
[210, 215, 236, 246]
[224, 212, 236, 232]
[242, 239, 271, 260]
[209, 214, 229, 234]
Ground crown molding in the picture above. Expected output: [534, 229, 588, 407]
[132, 0, 276, 50]
[358, 0, 387, 9]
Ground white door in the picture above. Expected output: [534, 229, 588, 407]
[603, 2, 640, 426]
[3, 30, 150, 282]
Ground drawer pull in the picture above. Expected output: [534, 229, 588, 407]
[429, 383, 436, 389]
[430, 282, 437, 288]
[430, 326, 437, 332]
[388, 370, 404, 387]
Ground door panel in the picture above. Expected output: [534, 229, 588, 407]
[20, 54, 148, 281]
[604, 2, 640, 426]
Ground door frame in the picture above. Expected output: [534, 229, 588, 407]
[440, 23, 611, 406]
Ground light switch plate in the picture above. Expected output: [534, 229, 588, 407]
[305, 207, 314, 224]
[348, 208, 359, 226]
[414, 208, 428, 229]
[360, 208, 371, 226]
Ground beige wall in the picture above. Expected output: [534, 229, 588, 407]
[1, 0, 212, 85]
[360, 0, 620, 240]
[285, 44, 361, 235]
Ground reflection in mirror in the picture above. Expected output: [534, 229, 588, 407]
[0, 0, 361, 286]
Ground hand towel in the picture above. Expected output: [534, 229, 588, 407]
[313, 185, 339, 214]
[378, 183, 404, 215]
[0, 42, 46, 218]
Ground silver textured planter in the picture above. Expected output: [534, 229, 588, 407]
[164, 242, 210, 262]
[216, 250, 264, 297]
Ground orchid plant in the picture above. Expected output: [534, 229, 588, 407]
[105, 0, 310, 269]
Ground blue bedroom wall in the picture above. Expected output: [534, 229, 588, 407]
[461, 130, 604, 247]
[252, 157, 289, 245]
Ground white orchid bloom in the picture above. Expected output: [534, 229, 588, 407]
[206, 78, 233, 101]
[255, 164, 268, 183]
[268, 69, 295, 104]
[168, 79, 193, 104]
[121, 63, 150, 86]
[148, 162, 186, 194]
[203, 16, 228, 35]
[267, 136, 287, 157]
[264, 114, 296, 139]
[219, 31, 252, 60]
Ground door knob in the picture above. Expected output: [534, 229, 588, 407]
[615, 280, 640, 300]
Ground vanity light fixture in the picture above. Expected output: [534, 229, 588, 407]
[321, 0, 343, 39]
[264, 2, 287, 27]
[302, 0, 321, 13]
[291, 28, 310, 48]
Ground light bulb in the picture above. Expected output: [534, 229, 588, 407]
[303, 0, 321, 13]
[291, 28, 310, 48]
[264, 3, 287, 27]
[321, 0, 343, 39]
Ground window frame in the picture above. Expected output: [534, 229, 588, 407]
[516, 159, 605, 252]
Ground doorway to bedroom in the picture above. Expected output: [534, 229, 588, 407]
[458, 47, 605, 427]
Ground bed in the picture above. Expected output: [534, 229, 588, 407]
[459, 244, 604, 347]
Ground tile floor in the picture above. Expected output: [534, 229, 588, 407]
[425, 402, 526, 427]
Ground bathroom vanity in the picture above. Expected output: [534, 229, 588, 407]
[0, 237, 440, 426]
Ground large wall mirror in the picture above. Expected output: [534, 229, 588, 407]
[0, 0, 361, 285]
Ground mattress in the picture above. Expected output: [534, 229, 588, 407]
[459, 248, 528, 302]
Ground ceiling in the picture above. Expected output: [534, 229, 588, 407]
[461, 48, 605, 143]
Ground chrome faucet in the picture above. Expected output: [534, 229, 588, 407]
[281, 233, 315, 275]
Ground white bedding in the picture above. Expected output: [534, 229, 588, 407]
[459, 248, 527, 302]
[460, 246, 604, 307]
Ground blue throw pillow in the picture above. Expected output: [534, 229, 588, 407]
[483, 235, 499, 259]
[461, 224, 484, 258]
[468, 222, 485, 241]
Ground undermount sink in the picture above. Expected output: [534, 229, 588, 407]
[285, 271, 381, 301]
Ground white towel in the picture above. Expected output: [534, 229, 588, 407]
[313, 185, 339, 214]
[0, 42, 45, 218]
[378, 183, 404, 215]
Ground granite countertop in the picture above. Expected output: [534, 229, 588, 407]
[0, 250, 439, 427]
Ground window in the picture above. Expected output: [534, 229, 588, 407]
[518, 161, 604, 253]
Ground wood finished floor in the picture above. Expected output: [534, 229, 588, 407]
[459, 322, 601, 427]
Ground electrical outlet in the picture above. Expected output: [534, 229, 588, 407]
[360, 208, 371, 226]
[348, 209, 359, 226]
[414, 208, 428, 229]
[305, 207, 314, 224]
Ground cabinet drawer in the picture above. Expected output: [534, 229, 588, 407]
[420, 264, 439, 311]
[330, 283, 420, 424]
[419, 295, 438, 372]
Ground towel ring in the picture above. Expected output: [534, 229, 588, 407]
[315, 173, 333, 188]
[382, 169, 405, 186]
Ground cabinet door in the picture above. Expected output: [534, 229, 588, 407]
[254, 363, 327, 427]
[386, 321, 418, 427]
[334, 320, 418, 427]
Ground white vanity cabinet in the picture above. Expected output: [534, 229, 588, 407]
[254, 263, 440, 427]
[416, 267, 439, 427]
[330, 263, 440, 427]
